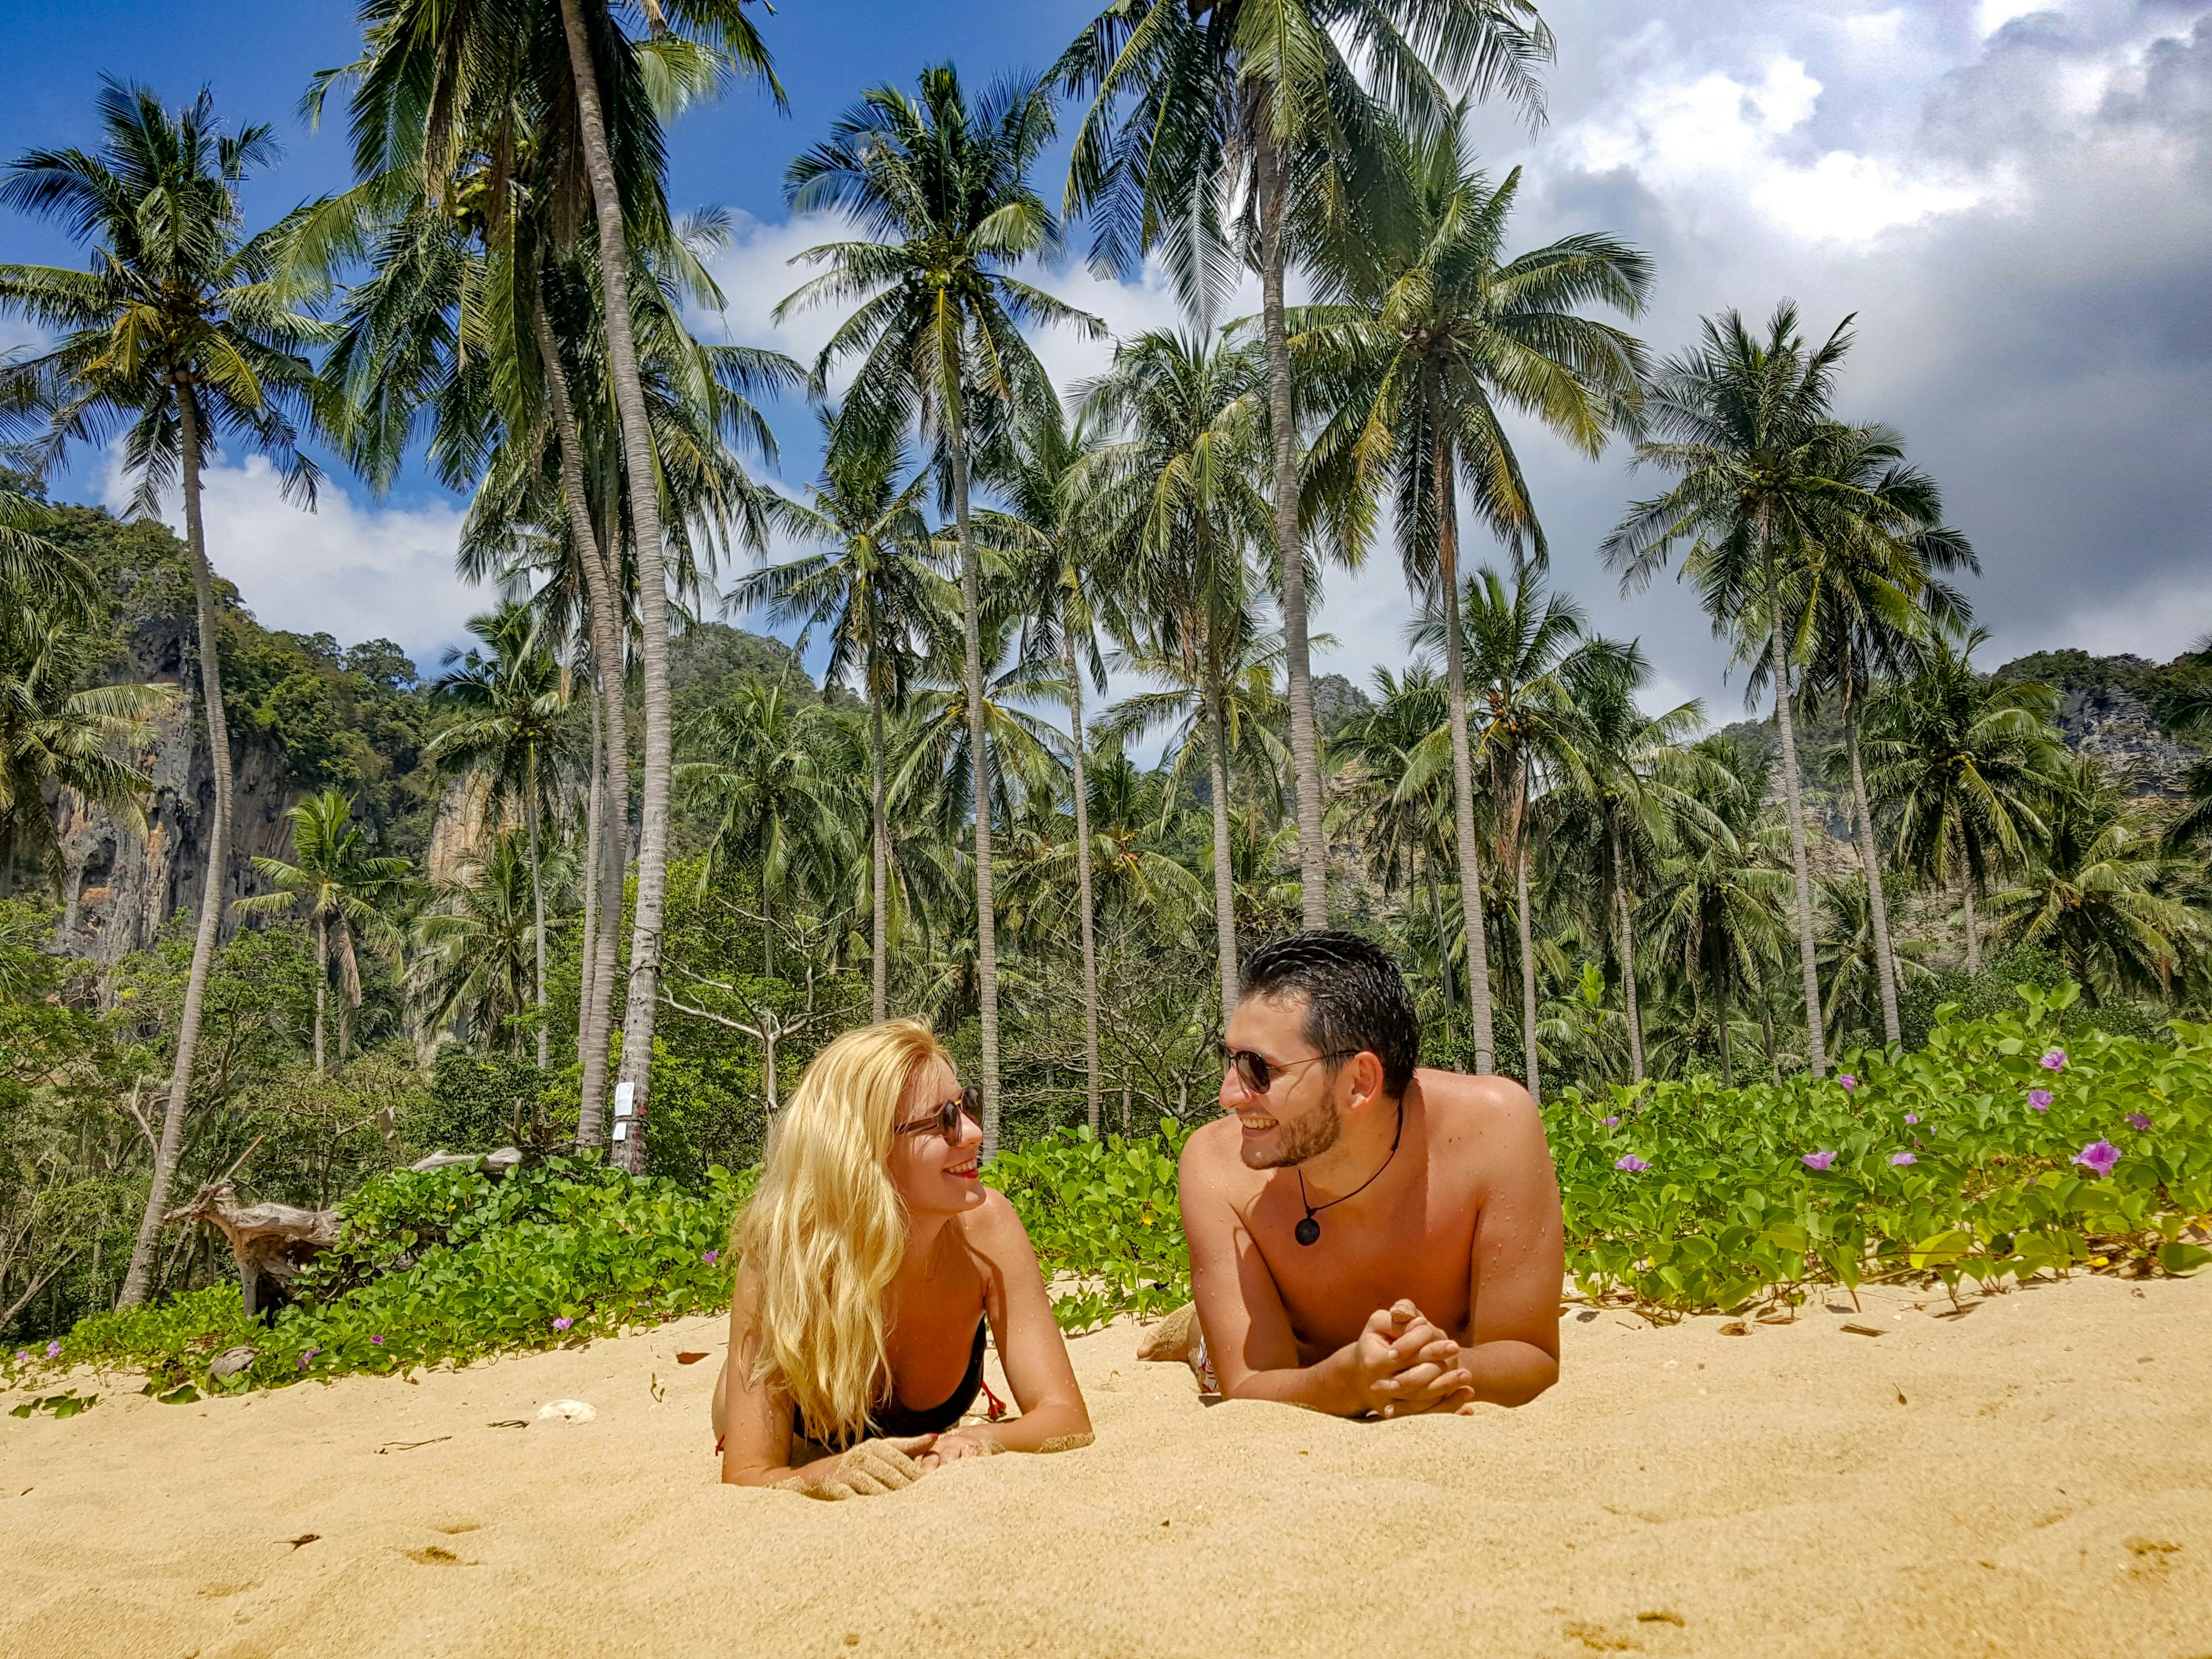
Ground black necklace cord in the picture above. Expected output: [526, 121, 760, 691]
[1294, 1099, 1405, 1246]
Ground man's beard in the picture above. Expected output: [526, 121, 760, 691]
[1249, 1101, 1342, 1169]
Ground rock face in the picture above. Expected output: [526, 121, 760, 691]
[53, 687, 304, 971]
[2047, 663, 2199, 797]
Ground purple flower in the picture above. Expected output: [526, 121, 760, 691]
[369, 1335, 385, 1346]
[2041, 1050, 2067, 1072]
[13, 1350, 26, 1364]
[2125, 1112, 2152, 1132]
[297, 1348, 320, 1369]
[2070, 1139, 2121, 1178]
[1615, 1155, 1651, 1173]
[1838, 1074, 1858, 1091]
[702, 1250, 719, 1266]
[1600, 1115, 1620, 1128]
[552, 1316, 574, 1332]
[1802, 1151, 1837, 1172]
[44, 1341, 59, 1359]
[2028, 1089, 2053, 1113]
[1904, 1113, 1919, 1125]
[1891, 1152, 1918, 1167]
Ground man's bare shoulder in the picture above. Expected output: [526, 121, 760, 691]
[1179, 1114, 1258, 1198]
[1412, 1069, 1550, 1163]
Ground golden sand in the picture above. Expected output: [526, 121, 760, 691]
[4, 1270, 2209, 1658]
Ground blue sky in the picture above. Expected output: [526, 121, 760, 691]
[5, 1, 2211, 723]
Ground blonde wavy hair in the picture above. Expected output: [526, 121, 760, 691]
[736, 1018, 947, 1444]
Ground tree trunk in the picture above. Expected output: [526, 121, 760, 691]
[313, 914, 328, 1077]
[1421, 844, 1457, 1054]
[1063, 614, 1102, 1135]
[1844, 701, 1901, 1047]
[122, 384, 229, 1307]
[560, 0, 670, 1175]
[1255, 128, 1326, 931]
[1718, 975, 1735, 1090]
[1960, 871, 1980, 975]
[1205, 658, 1240, 1028]
[1766, 595, 1828, 1078]
[579, 675, 603, 1059]
[1436, 465, 1496, 1073]
[534, 298, 625, 1148]
[870, 696, 889, 1021]
[1515, 816, 1540, 1105]
[1612, 830, 1645, 1083]
[950, 421, 1003, 1160]
[526, 758, 548, 1070]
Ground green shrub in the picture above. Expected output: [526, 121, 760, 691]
[986, 1120, 1191, 1333]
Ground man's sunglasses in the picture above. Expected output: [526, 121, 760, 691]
[895, 1084, 982, 1140]
[1221, 1046, 1357, 1094]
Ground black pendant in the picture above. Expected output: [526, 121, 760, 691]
[1294, 1215, 1321, 1246]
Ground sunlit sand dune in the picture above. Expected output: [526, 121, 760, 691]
[4, 1271, 2209, 1658]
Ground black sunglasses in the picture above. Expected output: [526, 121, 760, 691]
[896, 1083, 982, 1140]
[1221, 1046, 1357, 1094]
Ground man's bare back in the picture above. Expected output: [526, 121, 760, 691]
[1178, 934, 1565, 1417]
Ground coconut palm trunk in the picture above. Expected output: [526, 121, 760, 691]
[949, 423, 1004, 1159]
[121, 385, 229, 1307]
[533, 301, 626, 1145]
[525, 763, 548, 1070]
[578, 676, 603, 1057]
[560, 0, 671, 1174]
[1960, 863, 1981, 974]
[1512, 766, 1540, 1104]
[1435, 466, 1496, 1073]
[870, 697, 889, 1022]
[1611, 832, 1646, 1083]
[1255, 129, 1327, 930]
[1063, 615, 1103, 1134]
[1205, 651, 1239, 1027]
[1765, 579, 1829, 1078]
[1843, 695, 1901, 1045]
[313, 913, 329, 1077]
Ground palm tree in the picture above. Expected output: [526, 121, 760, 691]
[414, 831, 551, 1058]
[1079, 329, 1275, 1023]
[728, 420, 938, 1019]
[233, 790, 411, 1073]
[1603, 304, 1917, 1078]
[1993, 753, 2198, 1005]
[778, 64, 1103, 1159]
[0, 80, 325, 1306]
[1110, 626, 1294, 1024]
[424, 604, 574, 1069]
[984, 397, 1114, 1133]
[1054, 0, 1554, 929]
[1412, 565, 1607, 1102]
[675, 678, 845, 978]
[1645, 735, 1792, 1087]
[1762, 423, 1975, 1048]
[1301, 118, 1648, 1069]
[1538, 650, 1707, 1083]
[1862, 629, 2062, 974]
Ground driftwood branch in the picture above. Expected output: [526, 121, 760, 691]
[165, 1179, 341, 1320]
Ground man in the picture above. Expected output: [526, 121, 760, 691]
[1172, 931, 1563, 1416]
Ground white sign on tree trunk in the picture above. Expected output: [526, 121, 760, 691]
[614, 1082, 635, 1119]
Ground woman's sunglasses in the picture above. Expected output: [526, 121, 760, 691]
[1221, 1046, 1356, 1094]
[895, 1083, 982, 1140]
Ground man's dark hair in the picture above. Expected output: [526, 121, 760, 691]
[1238, 931, 1419, 1099]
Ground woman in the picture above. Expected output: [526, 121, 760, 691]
[714, 1019, 1092, 1496]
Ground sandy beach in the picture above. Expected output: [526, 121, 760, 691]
[4, 1271, 2209, 1659]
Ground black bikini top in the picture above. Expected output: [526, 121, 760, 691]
[818, 1317, 988, 1452]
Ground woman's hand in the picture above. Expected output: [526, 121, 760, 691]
[918, 1425, 1003, 1470]
[777, 1434, 939, 1500]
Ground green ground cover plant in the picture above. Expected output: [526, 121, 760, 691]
[6, 992, 2205, 1395]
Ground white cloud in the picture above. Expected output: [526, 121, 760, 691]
[1564, 53, 2011, 244]
[104, 453, 482, 671]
